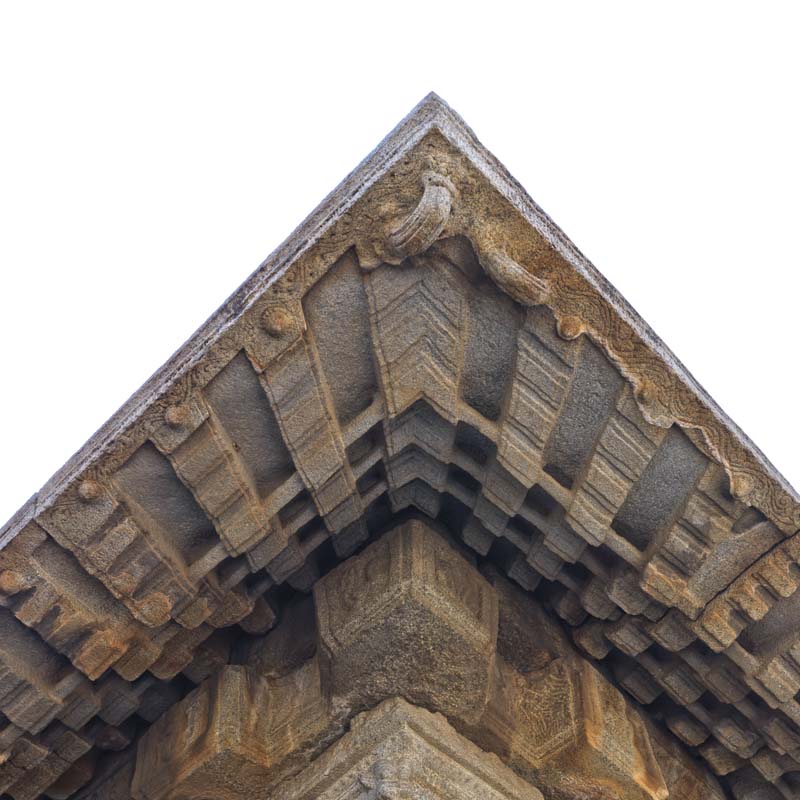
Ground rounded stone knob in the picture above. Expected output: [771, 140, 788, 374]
[165, 403, 191, 429]
[78, 479, 103, 503]
[261, 307, 293, 338]
[557, 315, 584, 340]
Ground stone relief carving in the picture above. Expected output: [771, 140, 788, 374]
[0, 94, 795, 800]
[384, 170, 457, 264]
[480, 250, 550, 307]
[125, 520, 715, 800]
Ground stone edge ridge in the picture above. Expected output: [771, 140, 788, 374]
[2, 91, 797, 549]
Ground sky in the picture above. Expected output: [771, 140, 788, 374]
[1, 2, 798, 526]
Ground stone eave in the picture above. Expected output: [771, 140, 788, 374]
[1, 92, 800, 799]
[3, 92, 797, 549]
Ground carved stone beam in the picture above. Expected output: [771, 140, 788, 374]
[260, 341, 365, 549]
[152, 396, 275, 559]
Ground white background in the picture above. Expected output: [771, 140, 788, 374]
[1, 2, 798, 525]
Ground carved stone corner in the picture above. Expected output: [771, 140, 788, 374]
[270, 697, 543, 800]
[480, 655, 668, 800]
[313, 518, 498, 725]
[116, 516, 731, 800]
[130, 661, 338, 800]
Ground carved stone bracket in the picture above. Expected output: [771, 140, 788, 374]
[128, 519, 721, 800]
[131, 660, 336, 800]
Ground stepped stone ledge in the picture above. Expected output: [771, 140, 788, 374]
[2, 93, 797, 799]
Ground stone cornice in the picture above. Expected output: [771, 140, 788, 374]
[0, 94, 797, 799]
[3, 93, 796, 544]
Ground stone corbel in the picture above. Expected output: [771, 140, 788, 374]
[129, 519, 722, 800]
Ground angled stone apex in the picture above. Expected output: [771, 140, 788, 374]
[3, 94, 797, 800]
[270, 697, 543, 800]
[313, 518, 498, 725]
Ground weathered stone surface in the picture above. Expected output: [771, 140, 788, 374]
[647, 720, 726, 800]
[477, 655, 667, 800]
[131, 662, 338, 800]
[314, 518, 498, 724]
[236, 595, 316, 678]
[0, 93, 796, 798]
[270, 697, 542, 800]
[74, 750, 134, 800]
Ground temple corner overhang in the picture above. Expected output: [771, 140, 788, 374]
[1, 93, 798, 800]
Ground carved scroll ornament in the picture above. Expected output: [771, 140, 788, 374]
[383, 170, 457, 264]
